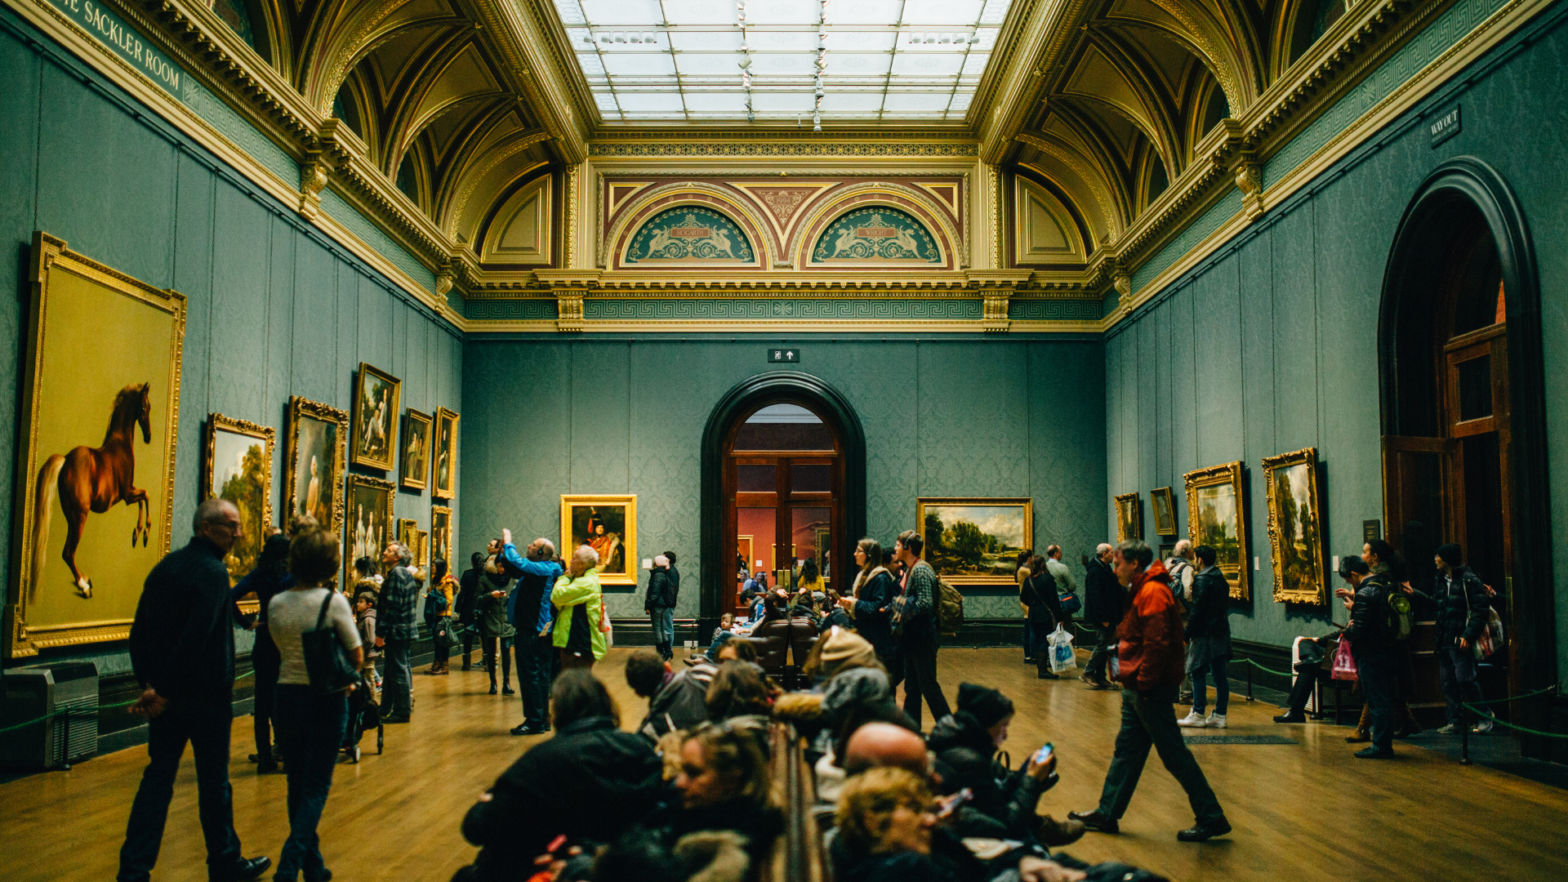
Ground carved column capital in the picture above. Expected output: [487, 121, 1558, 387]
[556, 291, 585, 332]
[981, 289, 1011, 333]
[298, 157, 332, 221]
[1233, 160, 1265, 222]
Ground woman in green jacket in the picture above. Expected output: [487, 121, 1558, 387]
[551, 545, 607, 670]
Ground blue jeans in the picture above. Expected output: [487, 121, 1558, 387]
[650, 607, 675, 647]
[1190, 659, 1230, 715]
[117, 697, 242, 882]
[272, 685, 348, 880]
[1356, 649, 1397, 751]
[704, 629, 735, 660]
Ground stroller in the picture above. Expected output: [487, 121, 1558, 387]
[341, 674, 384, 763]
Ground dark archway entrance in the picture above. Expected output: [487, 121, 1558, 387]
[700, 372, 865, 633]
[1378, 157, 1556, 758]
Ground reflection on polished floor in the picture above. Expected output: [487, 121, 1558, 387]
[2, 648, 1565, 882]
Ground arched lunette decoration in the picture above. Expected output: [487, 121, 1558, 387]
[1378, 156, 1553, 758]
[700, 372, 865, 633]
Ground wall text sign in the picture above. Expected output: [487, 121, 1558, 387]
[767, 348, 800, 364]
[1429, 103, 1461, 147]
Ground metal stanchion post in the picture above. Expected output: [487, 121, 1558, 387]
[1460, 715, 1471, 765]
[1246, 659, 1254, 702]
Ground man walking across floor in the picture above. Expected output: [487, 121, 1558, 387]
[376, 542, 419, 723]
[1070, 539, 1230, 842]
[118, 498, 270, 882]
[894, 529, 951, 729]
[501, 530, 563, 736]
[1081, 543, 1121, 689]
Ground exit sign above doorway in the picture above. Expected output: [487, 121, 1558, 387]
[768, 348, 801, 363]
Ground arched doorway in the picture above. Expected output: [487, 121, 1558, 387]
[700, 372, 865, 633]
[1379, 157, 1555, 757]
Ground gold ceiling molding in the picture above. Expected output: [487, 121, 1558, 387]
[605, 186, 776, 272]
[789, 184, 964, 273]
[589, 142, 980, 159]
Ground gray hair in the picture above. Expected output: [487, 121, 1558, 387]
[388, 542, 413, 567]
[193, 497, 237, 533]
[1173, 539, 1193, 558]
[1115, 539, 1153, 568]
[1096, 542, 1113, 556]
[572, 544, 599, 566]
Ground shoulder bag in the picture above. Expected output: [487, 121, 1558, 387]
[303, 592, 361, 694]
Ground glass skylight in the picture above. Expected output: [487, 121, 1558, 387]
[549, 0, 1016, 124]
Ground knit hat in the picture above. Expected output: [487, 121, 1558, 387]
[814, 626, 877, 679]
[956, 683, 1014, 729]
[1435, 543, 1463, 567]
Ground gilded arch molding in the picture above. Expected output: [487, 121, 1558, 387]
[604, 184, 777, 271]
[790, 184, 964, 272]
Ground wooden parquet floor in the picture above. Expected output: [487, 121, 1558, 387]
[2, 648, 1565, 882]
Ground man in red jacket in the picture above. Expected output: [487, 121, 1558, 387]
[1069, 539, 1230, 842]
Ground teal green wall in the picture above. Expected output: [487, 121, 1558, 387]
[0, 9, 463, 673]
[1106, 4, 1568, 674]
[459, 337, 1106, 620]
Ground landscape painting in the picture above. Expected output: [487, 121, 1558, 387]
[916, 498, 1033, 585]
[1185, 461, 1250, 600]
[561, 494, 637, 586]
[1264, 448, 1327, 605]
[204, 415, 274, 588]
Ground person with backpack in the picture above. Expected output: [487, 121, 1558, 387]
[1336, 554, 1397, 758]
[1178, 546, 1232, 729]
[1345, 539, 1420, 742]
[423, 558, 456, 675]
[1403, 543, 1493, 734]
[893, 530, 951, 730]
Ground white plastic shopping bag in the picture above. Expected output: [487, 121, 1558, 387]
[1047, 624, 1076, 673]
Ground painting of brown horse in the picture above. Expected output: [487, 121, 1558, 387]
[30, 383, 153, 602]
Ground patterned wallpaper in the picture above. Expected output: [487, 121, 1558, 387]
[459, 338, 1107, 621]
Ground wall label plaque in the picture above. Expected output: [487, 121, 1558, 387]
[1429, 103, 1461, 147]
[767, 348, 801, 363]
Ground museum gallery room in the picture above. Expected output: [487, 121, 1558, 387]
[4, 0, 1568, 880]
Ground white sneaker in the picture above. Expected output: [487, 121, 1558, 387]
[1205, 713, 1227, 729]
[1472, 719, 1494, 734]
[1177, 710, 1206, 728]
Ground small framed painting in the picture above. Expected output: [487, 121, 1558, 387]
[1263, 447, 1327, 605]
[432, 406, 459, 499]
[1150, 486, 1177, 537]
[431, 505, 452, 570]
[415, 529, 430, 569]
[345, 474, 395, 571]
[561, 494, 637, 586]
[400, 409, 432, 491]
[203, 415, 274, 611]
[351, 362, 400, 471]
[1114, 492, 1142, 542]
[915, 497, 1033, 586]
[1185, 461, 1250, 600]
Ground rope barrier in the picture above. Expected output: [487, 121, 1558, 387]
[1464, 684, 1557, 706]
[1232, 656, 1294, 679]
[1461, 703, 1568, 739]
[0, 668, 257, 735]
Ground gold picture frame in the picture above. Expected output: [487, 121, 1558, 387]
[351, 362, 400, 471]
[284, 396, 348, 534]
[416, 529, 430, 569]
[432, 406, 459, 499]
[8, 233, 185, 658]
[400, 409, 432, 490]
[204, 415, 275, 614]
[1263, 447, 1327, 605]
[397, 517, 419, 553]
[561, 494, 637, 586]
[915, 497, 1033, 586]
[1185, 461, 1250, 601]
[1114, 493, 1142, 542]
[1150, 487, 1177, 537]
[345, 474, 396, 572]
[431, 505, 453, 569]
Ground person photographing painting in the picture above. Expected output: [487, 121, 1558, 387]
[118, 498, 271, 882]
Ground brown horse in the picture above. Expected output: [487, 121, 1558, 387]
[30, 383, 153, 602]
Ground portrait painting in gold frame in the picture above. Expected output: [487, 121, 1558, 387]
[1150, 487, 1177, 537]
[561, 495, 637, 586]
[401, 409, 432, 491]
[1114, 493, 1142, 543]
[915, 497, 1033, 586]
[345, 475, 395, 570]
[1264, 448, 1327, 605]
[284, 396, 347, 534]
[204, 415, 274, 614]
[351, 363, 400, 471]
[431, 505, 453, 569]
[7, 233, 185, 658]
[1185, 461, 1250, 600]
[432, 407, 459, 499]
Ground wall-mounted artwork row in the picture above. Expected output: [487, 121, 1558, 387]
[561, 495, 636, 587]
[1185, 461, 1250, 601]
[916, 498, 1033, 587]
[9, 233, 184, 658]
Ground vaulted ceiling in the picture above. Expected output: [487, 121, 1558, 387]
[198, 0, 1363, 275]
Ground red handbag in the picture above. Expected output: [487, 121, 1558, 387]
[1331, 637, 1359, 682]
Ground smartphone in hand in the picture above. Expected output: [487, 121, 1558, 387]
[935, 787, 973, 819]
[1032, 743, 1055, 766]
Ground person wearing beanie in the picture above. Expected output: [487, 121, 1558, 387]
[646, 554, 677, 661]
[926, 683, 1085, 847]
[1402, 542, 1494, 734]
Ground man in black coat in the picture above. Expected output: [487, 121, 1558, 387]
[1080, 543, 1121, 689]
[456, 550, 485, 670]
[1336, 555, 1396, 758]
[118, 498, 270, 882]
[1405, 543, 1493, 734]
